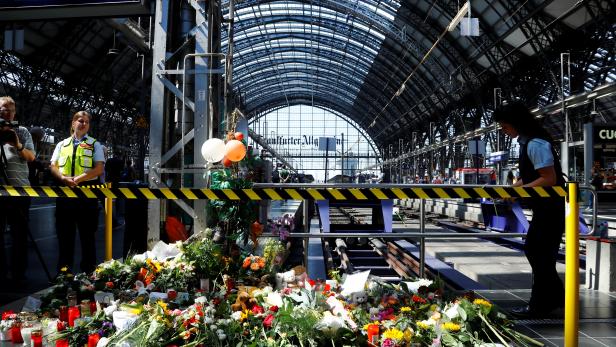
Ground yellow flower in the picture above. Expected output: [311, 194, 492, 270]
[416, 321, 431, 330]
[404, 328, 414, 342]
[442, 322, 461, 332]
[60, 266, 68, 272]
[400, 306, 412, 313]
[157, 301, 168, 312]
[473, 298, 492, 308]
[382, 328, 404, 341]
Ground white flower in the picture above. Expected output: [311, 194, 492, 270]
[444, 303, 459, 320]
[217, 333, 227, 341]
[96, 337, 109, 347]
[210, 324, 218, 331]
[231, 311, 243, 321]
[204, 317, 214, 324]
[316, 312, 346, 335]
[265, 292, 283, 308]
[131, 254, 146, 263]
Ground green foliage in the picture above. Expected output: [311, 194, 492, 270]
[182, 237, 226, 279]
[207, 170, 258, 242]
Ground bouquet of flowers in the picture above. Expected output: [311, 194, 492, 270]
[181, 237, 227, 281]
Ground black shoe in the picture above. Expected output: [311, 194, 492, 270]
[509, 305, 563, 319]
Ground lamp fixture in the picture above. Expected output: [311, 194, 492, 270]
[107, 30, 120, 56]
[447, 2, 470, 32]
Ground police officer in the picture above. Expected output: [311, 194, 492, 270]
[50, 111, 104, 274]
[494, 101, 565, 318]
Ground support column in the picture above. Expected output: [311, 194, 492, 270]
[147, 0, 170, 246]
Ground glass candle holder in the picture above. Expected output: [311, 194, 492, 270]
[87, 333, 100, 347]
[366, 324, 379, 346]
[10, 323, 23, 344]
[30, 328, 43, 347]
[58, 306, 68, 322]
[67, 306, 80, 327]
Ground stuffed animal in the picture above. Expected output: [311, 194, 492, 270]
[275, 269, 296, 290]
[231, 290, 258, 312]
[350, 291, 368, 305]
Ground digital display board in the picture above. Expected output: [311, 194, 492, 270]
[0, 0, 149, 20]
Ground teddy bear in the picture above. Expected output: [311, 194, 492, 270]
[231, 290, 258, 312]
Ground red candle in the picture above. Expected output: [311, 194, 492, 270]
[31, 334, 43, 347]
[56, 339, 69, 347]
[68, 306, 80, 327]
[88, 333, 100, 347]
[90, 301, 98, 315]
[366, 324, 379, 346]
[10, 324, 23, 343]
[59, 306, 69, 322]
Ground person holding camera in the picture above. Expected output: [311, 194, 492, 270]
[0, 96, 35, 282]
[50, 111, 104, 274]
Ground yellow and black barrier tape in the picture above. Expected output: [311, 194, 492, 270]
[0, 185, 568, 200]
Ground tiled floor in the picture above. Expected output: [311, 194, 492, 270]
[476, 289, 616, 346]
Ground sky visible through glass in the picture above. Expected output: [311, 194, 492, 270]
[249, 105, 381, 182]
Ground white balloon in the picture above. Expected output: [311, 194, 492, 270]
[201, 138, 226, 163]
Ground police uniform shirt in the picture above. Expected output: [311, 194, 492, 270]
[51, 134, 105, 180]
[517, 136, 554, 170]
[2, 126, 35, 186]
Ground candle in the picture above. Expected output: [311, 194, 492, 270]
[31, 329, 43, 347]
[59, 306, 68, 322]
[366, 324, 379, 346]
[88, 333, 100, 347]
[56, 339, 69, 347]
[10, 324, 23, 343]
[90, 301, 98, 315]
[67, 306, 80, 327]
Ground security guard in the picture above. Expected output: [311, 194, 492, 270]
[50, 111, 104, 274]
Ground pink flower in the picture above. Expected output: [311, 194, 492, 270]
[381, 338, 396, 347]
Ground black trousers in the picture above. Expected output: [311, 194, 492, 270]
[0, 196, 31, 279]
[55, 197, 99, 274]
[525, 198, 566, 312]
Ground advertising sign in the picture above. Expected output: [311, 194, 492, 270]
[594, 125, 616, 144]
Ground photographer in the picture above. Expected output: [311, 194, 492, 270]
[0, 96, 35, 282]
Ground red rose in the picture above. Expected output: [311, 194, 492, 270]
[308, 279, 316, 287]
[269, 305, 279, 312]
[252, 305, 264, 314]
[263, 314, 275, 328]
[212, 297, 221, 306]
[323, 284, 331, 292]
[105, 281, 114, 289]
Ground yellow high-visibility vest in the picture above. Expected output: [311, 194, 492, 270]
[57, 135, 97, 177]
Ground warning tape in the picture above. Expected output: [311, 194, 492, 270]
[0, 185, 567, 200]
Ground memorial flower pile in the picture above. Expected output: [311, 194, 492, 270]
[1, 236, 543, 347]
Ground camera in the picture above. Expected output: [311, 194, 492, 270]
[0, 118, 19, 144]
[0, 119, 18, 144]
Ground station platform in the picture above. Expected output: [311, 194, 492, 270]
[392, 207, 616, 346]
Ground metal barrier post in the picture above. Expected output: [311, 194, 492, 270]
[303, 199, 310, 271]
[104, 183, 113, 261]
[419, 198, 426, 278]
[565, 182, 579, 346]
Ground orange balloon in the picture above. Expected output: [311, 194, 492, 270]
[222, 157, 232, 167]
[225, 140, 246, 162]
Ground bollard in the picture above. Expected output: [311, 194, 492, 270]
[565, 182, 579, 346]
[104, 182, 113, 261]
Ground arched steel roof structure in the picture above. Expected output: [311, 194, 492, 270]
[223, 0, 615, 150]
